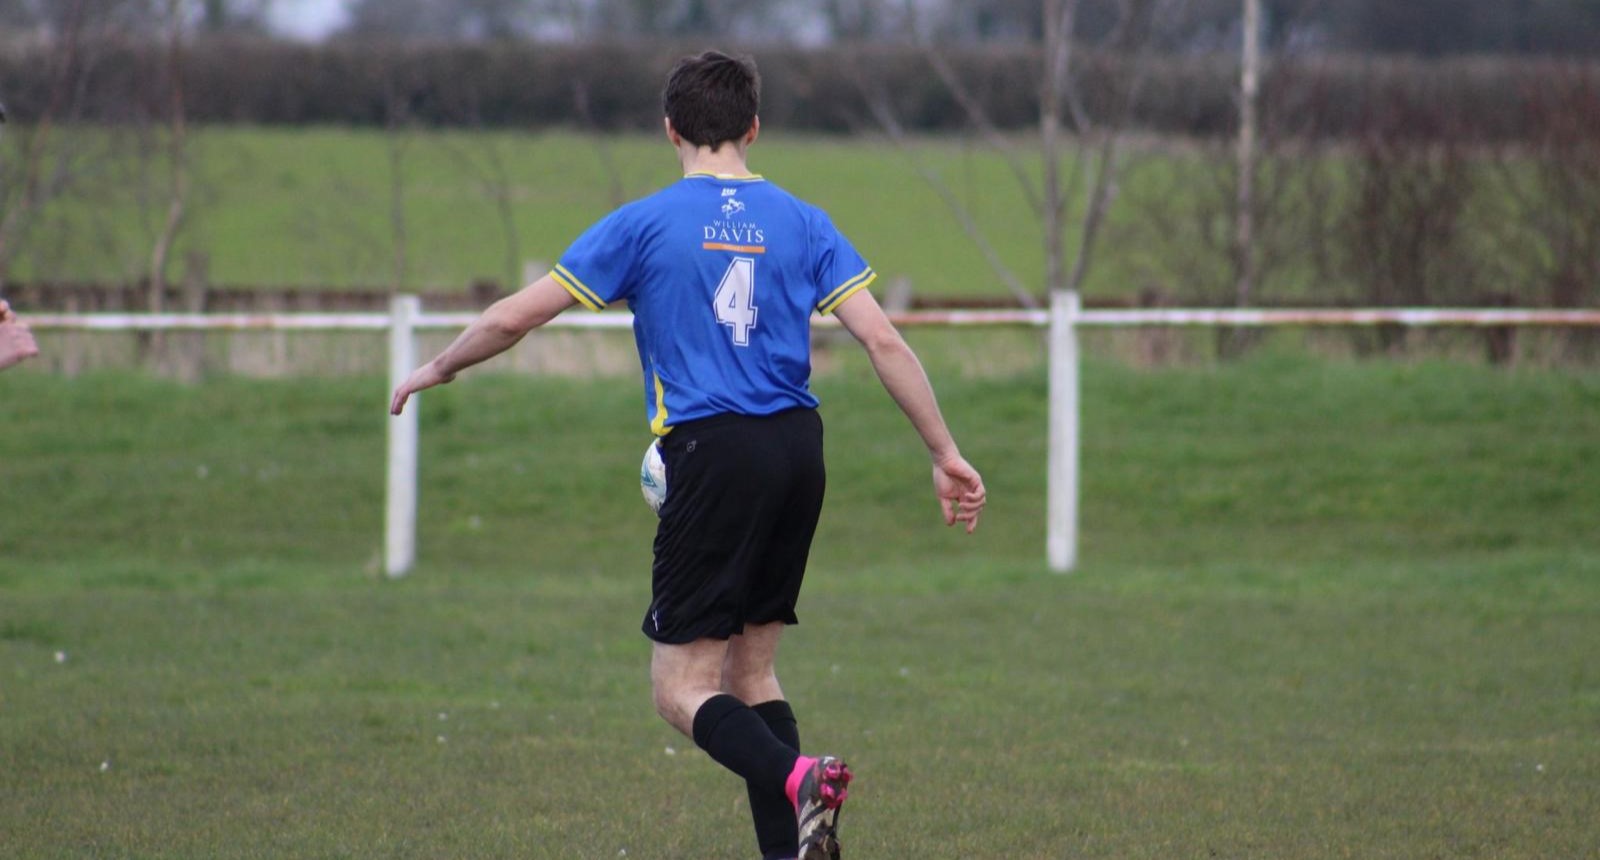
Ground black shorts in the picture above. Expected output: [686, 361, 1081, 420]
[643, 407, 826, 644]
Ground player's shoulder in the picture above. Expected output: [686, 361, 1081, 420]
[584, 184, 689, 238]
[740, 179, 837, 228]
[616, 184, 683, 216]
[746, 177, 807, 205]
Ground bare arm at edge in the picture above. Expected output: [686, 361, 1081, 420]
[832, 289, 986, 533]
[0, 299, 40, 371]
[390, 275, 578, 415]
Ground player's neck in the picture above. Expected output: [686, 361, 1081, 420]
[679, 142, 754, 178]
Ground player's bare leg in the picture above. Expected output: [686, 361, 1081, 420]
[651, 636, 729, 735]
[725, 623, 804, 859]
[725, 622, 850, 859]
[722, 621, 786, 704]
[653, 631, 848, 859]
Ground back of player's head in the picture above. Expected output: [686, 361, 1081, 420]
[663, 51, 760, 150]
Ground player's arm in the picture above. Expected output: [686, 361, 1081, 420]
[390, 275, 577, 415]
[0, 299, 40, 371]
[832, 289, 986, 532]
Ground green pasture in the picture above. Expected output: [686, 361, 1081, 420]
[14, 124, 1581, 309]
[12, 126, 1213, 300]
[2, 348, 1599, 858]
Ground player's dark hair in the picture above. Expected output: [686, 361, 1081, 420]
[662, 51, 760, 150]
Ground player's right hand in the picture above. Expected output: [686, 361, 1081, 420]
[389, 361, 455, 415]
[932, 455, 986, 534]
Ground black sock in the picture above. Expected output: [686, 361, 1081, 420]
[691, 694, 800, 798]
[749, 700, 801, 860]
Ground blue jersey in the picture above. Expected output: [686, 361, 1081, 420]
[552, 173, 876, 436]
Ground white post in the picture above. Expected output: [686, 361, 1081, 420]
[1047, 289, 1081, 572]
[1235, 0, 1261, 306]
[385, 294, 421, 577]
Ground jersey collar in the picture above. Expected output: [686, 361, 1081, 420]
[684, 172, 765, 182]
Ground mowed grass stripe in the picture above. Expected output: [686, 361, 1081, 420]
[1, 353, 1597, 857]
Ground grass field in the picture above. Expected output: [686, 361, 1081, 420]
[2, 347, 1599, 858]
[13, 127, 1193, 300]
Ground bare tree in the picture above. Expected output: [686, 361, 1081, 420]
[1484, 65, 1600, 361]
[147, 0, 191, 317]
[434, 126, 527, 292]
[853, 74, 1040, 308]
[0, 0, 188, 300]
[197, 0, 269, 34]
[1046, 0, 1180, 298]
[1233, 0, 1260, 306]
[0, 0, 91, 289]
[848, 0, 1181, 309]
[385, 93, 413, 293]
[1495, 67, 1600, 311]
[1112, 0, 1342, 340]
[1339, 84, 1480, 355]
[572, 80, 627, 209]
[820, 0, 921, 43]
[1205, 0, 1263, 357]
[341, 0, 538, 40]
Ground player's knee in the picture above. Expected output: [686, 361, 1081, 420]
[649, 676, 676, 721]
[650, 675, 699, 731]
[721, 667, 779, 703]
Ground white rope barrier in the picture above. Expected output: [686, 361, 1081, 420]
[30, 307, 1600, 333]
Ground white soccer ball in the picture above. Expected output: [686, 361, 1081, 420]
[640, 440, 667, 514]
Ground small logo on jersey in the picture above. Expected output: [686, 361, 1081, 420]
[702, 191, 764, 251]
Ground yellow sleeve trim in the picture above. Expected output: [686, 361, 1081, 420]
[552, 264, 606, 311]
[649, 369, 672, 437]
[817, 268, 877, 315]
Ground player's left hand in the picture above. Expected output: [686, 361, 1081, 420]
[933, 455, 986, 534]
[0, 298, 40, 370]
[389, 361, 455, 415]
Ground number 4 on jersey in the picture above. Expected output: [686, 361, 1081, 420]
[713, 256, 758, 346]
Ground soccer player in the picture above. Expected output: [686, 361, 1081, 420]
[390, 51, 985, 860]
[0, 299, 39, 371]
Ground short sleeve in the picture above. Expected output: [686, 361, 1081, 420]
[552, 208, 638, 311]
[809, 208, 876, 315]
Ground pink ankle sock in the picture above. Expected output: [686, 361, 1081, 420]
[785, 755, 817, 807]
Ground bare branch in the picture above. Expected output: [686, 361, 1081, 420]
[573, 79, 627, 208]
[851, 0, 1182, 306]
[1235, 0, 1262, 306]
[385, 92, 412, 293]
[480, 138, 523, 291]
[918, 45, 1044, 216]
[148, 0, 190, 310]
[1051, 0, 1093, 136]
[0, 0, 90, 289]
[1065, 0, 1188, 293]
[854, 75, 1041, 309]
[434, 129, 525, 291]
[1065, 131, 1122, 293]
[1041, 0, 1069, 294]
